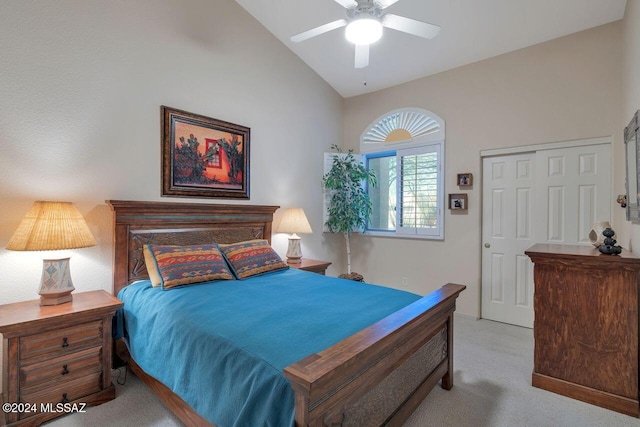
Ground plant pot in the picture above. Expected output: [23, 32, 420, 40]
[338, 272, 364, 282]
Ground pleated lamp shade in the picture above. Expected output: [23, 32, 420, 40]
[276, 208, 312, 235]
[276, 208, 312, 264]
[7, 201, 96, 251]
[6, 201, 96, 305]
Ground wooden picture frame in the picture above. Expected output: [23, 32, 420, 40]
[162, 106, 250, 199]
[449, 193, 468, 210]
[457, 173, 473, 187]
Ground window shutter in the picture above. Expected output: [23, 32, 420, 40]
[397, 144, 442, 237]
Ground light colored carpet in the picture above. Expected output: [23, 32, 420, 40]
[46, 316, 639, 427]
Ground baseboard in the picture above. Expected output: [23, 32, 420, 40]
[454, 312, 479, 321]
[532, 372, 639, 417]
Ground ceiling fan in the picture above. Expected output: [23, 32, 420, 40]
[290, 0, 440, 69]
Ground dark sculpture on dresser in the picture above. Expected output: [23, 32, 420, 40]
[597, 227, 622, 255]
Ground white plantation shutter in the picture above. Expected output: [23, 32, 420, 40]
[396, 144, 442, 236]
[322, 152, 362, 232]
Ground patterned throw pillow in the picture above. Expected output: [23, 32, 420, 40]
[219, 239, 288, 279]
[145, 244, 234, 289]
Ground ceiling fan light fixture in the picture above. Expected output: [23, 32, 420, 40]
[345, 18, 383, 45]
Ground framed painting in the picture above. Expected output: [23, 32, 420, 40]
[162, 106, 250, 199]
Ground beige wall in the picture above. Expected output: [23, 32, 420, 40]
[0, 0, 345, 307]
[623, 0, 640, 121]
[343, 22, 623, 318]
[624, 1, 640, 252]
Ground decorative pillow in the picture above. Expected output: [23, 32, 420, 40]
[145, 244, 234, 289]
[219, 239, 288, 279]
[143, 245, 163, 287]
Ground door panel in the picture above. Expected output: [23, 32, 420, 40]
[535, 144, 611, 245]
[482, 153, 535, 328]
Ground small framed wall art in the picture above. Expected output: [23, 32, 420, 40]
[449, 193, 468, 211]
[457, 173, 473, 187]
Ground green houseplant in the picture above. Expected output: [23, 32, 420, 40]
[322, 145, 377, 277]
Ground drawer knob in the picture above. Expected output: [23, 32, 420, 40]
[61, 364, 69, 375]
[61, 393, 69, 404]
[61, 337, 69, 348]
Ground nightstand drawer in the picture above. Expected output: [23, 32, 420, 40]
[20, 320, 102, 362]
[20, 346, 103, 393]
[19, 372, 102, 419]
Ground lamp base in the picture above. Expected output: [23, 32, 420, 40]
[39, 258, 75, 306]
[40, 291, 73, 306]
[286, 235, 303, 264]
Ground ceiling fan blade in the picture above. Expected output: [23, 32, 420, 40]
[291, 19, 348, 43]
[377, 0, 401, 9]
[354, 44, 369, 69]
[382, 14, 440, 39]
[334, 0, 358, 8]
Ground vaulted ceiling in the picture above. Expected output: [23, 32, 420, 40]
[235, 0, 627, 97]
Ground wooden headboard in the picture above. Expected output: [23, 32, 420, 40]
[108, 200, 279, 295]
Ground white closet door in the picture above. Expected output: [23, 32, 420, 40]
[481, 143, 611, 328]
[482, 153, 536, 328]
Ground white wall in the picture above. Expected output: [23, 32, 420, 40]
[0, 0, 345, 307]
[343, 22, 623, 318]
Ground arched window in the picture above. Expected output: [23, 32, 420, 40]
[361, 108, 445, 239]
[360, 108, 444, 152]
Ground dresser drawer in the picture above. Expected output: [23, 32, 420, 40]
[20, 346, 102, 393]
[20, 320, 102, 362]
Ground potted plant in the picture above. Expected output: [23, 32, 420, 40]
[322, 144, 377, 280]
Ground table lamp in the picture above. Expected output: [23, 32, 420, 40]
[6, 201, 96, 305]
[276, 208, 312, 264]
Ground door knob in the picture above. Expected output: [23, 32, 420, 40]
[484, 243, 491, 248]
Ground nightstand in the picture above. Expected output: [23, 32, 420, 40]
[288, 259, 332, 275]
[0, 290, 123, 426]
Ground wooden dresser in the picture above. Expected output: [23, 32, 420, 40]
[525, 244, 640, 417]
[0, 290, 123, 426]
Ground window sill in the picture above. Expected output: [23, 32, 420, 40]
[360, 230, 445, 241]
[322, 231, 444, 241]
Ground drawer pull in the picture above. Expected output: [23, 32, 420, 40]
[61, 337, 69, 348]
[61, 393, 69, 404]
[61, 364, 69, 375]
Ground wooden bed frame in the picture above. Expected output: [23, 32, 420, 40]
[108, 200, 465, 427]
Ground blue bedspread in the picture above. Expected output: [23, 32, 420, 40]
[117, 268, 420, 427]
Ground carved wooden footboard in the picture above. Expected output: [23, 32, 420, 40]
[108, 200, 465, 427]
[285, 284, 464, 427]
